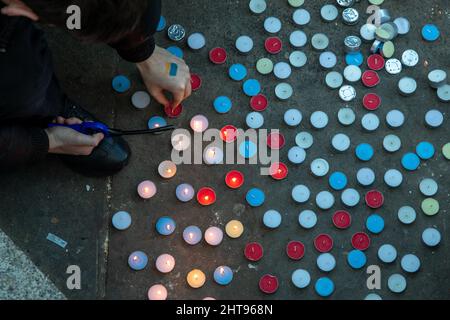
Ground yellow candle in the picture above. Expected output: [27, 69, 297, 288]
[225, 220, 244, 239]
[187, 269, 206, 289]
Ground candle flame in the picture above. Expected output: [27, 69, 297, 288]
[189, 233, 193, 239]
[232, 177, 237, 183]
[155, 124, 160, 128]
[166, 224, 171, 230]
[220, 267, 224, 274]
[144, 187, 149, 193]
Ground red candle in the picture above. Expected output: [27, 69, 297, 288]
[362, 70, 380, 88]
[270, 162, 288, 180]
[332, 210, 352, 229]
[363, 93, 381, 110]
[286, 241, 305, 260]
[250, 94, 269, 111]
[209, 47, 227, 64]
[244, 242, 263, 262]
[190, 74, 202, 91]
[351, 232, 371, 251]
[220, 125, 238, 143]
[267, 132, 286, 150]
[314, 234, 333, 253]
[365, 190, 384, 209]
[367, 54, 385, 71]
[259, 275, 279, 294]
[196, 187, 217, 206]
[164, 104, 183, 118]
[264, 37, 282, 54]
[225, 170, 244, 189]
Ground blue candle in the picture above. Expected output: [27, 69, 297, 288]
[345, 52, 364, 66]
[148, 116, 167, 129]
[183, 226, 202, 245]
[176, 183, 195, 202]
[112, 211, 132, 231]
[157, 16, 166, 32]
[263, 210, 282, 229]
[422, 24, 440, 42]
[328, 171, 348, 191]
[128, 251, 148, 271]
[229, 64, 247, 81]
[315, 277, 335, 298]
[243, 79, 261, 97]
[213, 96, 233, 114]
[214, 266, 233, 286]
[355, 143, 374, 161]
[401, 153, 420, 171]
[112, 75, 131, 93]
[366, 214, 385, 234]
[239, 140, 258, 159]
[167, 46, 184, 59]
[347, 249, 367, 269]
[156, 217, 176, 236]
[416, 141, 435, 160]
[246, 188, 265, 207]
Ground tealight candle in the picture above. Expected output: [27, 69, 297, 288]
[187, 32, 206, 50]
[293, 9, 311, 26]
[289, 51, 308, 68]
[190, 115, 209, 133]
[243, 79, 261, 97]
[337, 107, 356, 126]
[287, 241, 305, 260]
[256, 58, 274, 74]
[326, 71, 343, 89]
[273, 62, 292, 79]
[316, 191, 335, 210]
[235, 35, 254, 54]
[183, 226, 202, 245]
[292, 185, 311, 203]
[270, 162, 288, 180]
[176, 183, 195, 202]
[128, 251, 148, 271]
[378, 244, 397, 263]
[292, 269, 311, 289]
[158, 160, 177, 179]
[264, 37, 283, 54]
[388, 274, 407, 293]
[347, 250, 367, 270]
[156, 217, 176, 236]
[264, 17, 282, 34]
[250, 94, 268, 111]
[263, 210, 282, 229]
[112, 75, 131, 93]
[296, 132, 314, 149]
[384, 169, 403, 188]
[298, 210, 317, 229]
[401, 254, 421, 273]
[225, 170, 244, 189]
[383, 135, 402, 153]
[137, 180, 157, 199]
[386, 110, 405, 128]
[187, 269, 206, 289]
[228, 65, 247, 82]
[289, 30, 307, 48]
[171, 133, 191, 151]
[249, 0, 266, 14]
[164, 103, 183, 118]
[204, 227, 224, 246]
[310, 158, 330, 177]
[190, 74, 202, 91]
[220, 125, 238, 143]
[425, 109, 444, 128]
[275, 83, 293, 100]
[267, 132, 286, 150]
[288, 146, 306, 164]
[225, 220, 244, 238]
[112, 211, 132, 231]
[398, 206, 416, 225]
[357, 168, 376, 186]
[148, 284, 167, 300]
[148, 116, 167, 130]
[244, 242, 264, 261]
[246, 112, 264, 129]
[259, 275, 279, 294]
[239, 141, 258, 159]
[246, 188, 265, 207]
[203, 147, 224, 165]
[422, 228, 441, 247]
[331, 133, 351, 152]
[197, 187, 216, 206]
[310, 111, 329, 129]
[214, 266, 233, 286]
[317, 253, 336, 272]
[156, 254, 175, 273]
[131, 91, 151, 109]
[157, 16, 166, 32]
[209, 47, 227, 64]
[284, 109, 302, 127]
[329, 172, 348, 191]
[341, 188, 360, 207]
[352, 232, 371, 251]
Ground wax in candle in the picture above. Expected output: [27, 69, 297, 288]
[155, 254, 175, 273]
[187, 269, 206, 289]
[158, 160, 177, 179]
[204, 227, 223, 246]
[176, 183, 195, 202]
[128, 251, 148, 271]
[148, 284, 168, 300]
[137, 181, 157, 199]
[225, 220, 244, 238]
[183, 226, 202, 245]
[155, 217, 176, 236]
[214, 266, 233, 286]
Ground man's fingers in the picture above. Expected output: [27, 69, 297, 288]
[65, 117, 83, 125]
[150, 89, 170, 108]
[184, 78, 192, 101]
[56, 116, 66, 124]
[73, 131, 104, 147]
[171, 89, 185, 110]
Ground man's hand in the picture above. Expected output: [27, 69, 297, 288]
[45, 117, 104, 156]
[136, 45, 192, 110]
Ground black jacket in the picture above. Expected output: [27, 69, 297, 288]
[0, 0, 161, 168]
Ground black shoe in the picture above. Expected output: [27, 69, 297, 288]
[58, 97, 131, 177]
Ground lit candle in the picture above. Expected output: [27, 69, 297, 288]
[203, 147, 224, 165]
[225, 220, 244, 238]
[197, 187, 217, 206]
[204, 227, 223, 246]
[190, 115, 209, 133]
[225, 170, 244, 189]
[155, 216, 176, 236]
[220, 125, 238, 143]
[128, 251, 148, 271]
[214, 266, 234, 286]
[176, 183, 195, 202]
[183, 226, 202, 245]
[147, 116, 167, 130]
[155, 254, 175, 273]
[148, 284, 167, 300]
[158, 160, 177, 179]
[137, 180, 157, 199]
[171, 133, 191, 151]
[187, 269, 206, 289]
[270, 162, 288, 180]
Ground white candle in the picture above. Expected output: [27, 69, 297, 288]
[190, 115, 209, 133]
[148, 284, 167, 300]
[155, 254, 175, 273]
[158, 160, 177, 179]
[235, 35, 254, 54]
[203, 147, 224, 165]
[187, 32, 206, 50]
[264, 17, 282, 34]
[137, 181, 157, 199]
[204, 227, 223, 246]
[171, 133, 191, 151]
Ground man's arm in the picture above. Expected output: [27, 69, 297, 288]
[0, 125, 49, 168]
